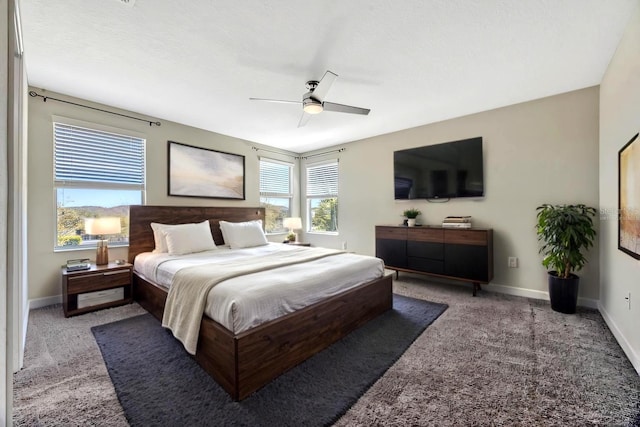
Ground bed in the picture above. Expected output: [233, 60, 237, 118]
[128, 205, 393, 400]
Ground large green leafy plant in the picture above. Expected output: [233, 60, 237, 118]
[536, 204, 597, 279]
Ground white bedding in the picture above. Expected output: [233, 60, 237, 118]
[134, 243, 384, 334]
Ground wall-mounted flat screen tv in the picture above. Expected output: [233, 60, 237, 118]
[394, 137, 484, 200]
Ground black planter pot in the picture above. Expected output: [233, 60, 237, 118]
[548, 271, 579, 314]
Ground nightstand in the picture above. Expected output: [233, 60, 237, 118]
[62, 262, 133, 317]
[284, 242, 311, 247]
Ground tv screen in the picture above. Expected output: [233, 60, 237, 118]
[394, 137, 484, 200]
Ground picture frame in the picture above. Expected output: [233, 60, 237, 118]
[168, 141, 245, 200]
[618, 132, 640, 259]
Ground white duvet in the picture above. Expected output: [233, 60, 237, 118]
[134, 243, 385, 334]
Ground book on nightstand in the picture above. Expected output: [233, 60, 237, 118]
[66, 258, 91, 271]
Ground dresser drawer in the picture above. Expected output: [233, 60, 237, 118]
[444, 229, 488, 246]
[408, 227, 444, 243]
[375, 226, 407, 240]
[66, 268, 131, 294]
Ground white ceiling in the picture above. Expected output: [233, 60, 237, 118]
[20, 0, 637, 153]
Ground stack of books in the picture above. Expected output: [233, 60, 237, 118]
[442, 216, 472, 228]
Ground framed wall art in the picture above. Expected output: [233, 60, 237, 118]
[168, 141, 245, 200]
[618, 132, 640, 259]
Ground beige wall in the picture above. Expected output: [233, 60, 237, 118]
[599, 4, 640, 373]
[27, 89, 298, 301]
[28, 86, 601, 306]
[304, 87, 601, 302]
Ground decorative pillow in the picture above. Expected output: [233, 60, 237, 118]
[152, 220, 216, 255]
[219, 220, 268, 249]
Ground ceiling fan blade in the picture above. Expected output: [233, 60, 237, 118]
[310, 70, 338, 102]
[298, 112, 312, 128]
[323, 102, 370, 115]
[249, 98, 301, 105]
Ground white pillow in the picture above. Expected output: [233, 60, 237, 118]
[219, 220, 268, 249]
[162, 220, 217, 255]
[151, 220, 216, 255]
[150, 222, 181, 253]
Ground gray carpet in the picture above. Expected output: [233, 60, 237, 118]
[91, 294, 447, 427]
[13, 276, 640, 426]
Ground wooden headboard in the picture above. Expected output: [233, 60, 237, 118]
[128, 205, 265, 263]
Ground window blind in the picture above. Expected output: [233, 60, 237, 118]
[260, 159, 292, 196]
[54, 123, 144, 186]
[306, 161, 338, 197]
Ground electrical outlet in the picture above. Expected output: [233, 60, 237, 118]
[341, 241, 347, 250]
[626, 292, 631, 310]
[508, 257, 518, 268]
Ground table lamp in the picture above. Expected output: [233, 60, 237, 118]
[84, 217, 122, 265]
[283, 217, 302, 242]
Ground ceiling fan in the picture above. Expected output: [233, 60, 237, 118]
[250, 70, 371, 127]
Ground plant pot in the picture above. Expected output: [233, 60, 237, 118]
[407, 218, 416, 227]
[548, 271, 579, 314]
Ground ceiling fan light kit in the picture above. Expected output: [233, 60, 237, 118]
[303, 98, 323, 114]
[250, 70, 370, 126]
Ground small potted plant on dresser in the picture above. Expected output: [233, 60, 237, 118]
[403, 208, 421, 227]
[535, 203, 597, 314]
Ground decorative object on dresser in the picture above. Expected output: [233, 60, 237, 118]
[442, 216, 472, 228]
[403, 208, 421, 227]
[376, 225, 493, 296]
[535, 204, 597, 314]
[62, 262, 133, 317]
[84, 217, 122, 265]
[283, 216, 302, 242]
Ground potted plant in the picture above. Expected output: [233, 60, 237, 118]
[535, 203, 597, 314]
[403, 208, 421, 227]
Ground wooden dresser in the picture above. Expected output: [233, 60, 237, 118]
[375, 225, 493, 295]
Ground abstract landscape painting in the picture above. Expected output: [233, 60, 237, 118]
[168, 141, 245, 200]
[619, 133, 640, 259]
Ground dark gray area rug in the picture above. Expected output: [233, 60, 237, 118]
[91, 294, 447, 427]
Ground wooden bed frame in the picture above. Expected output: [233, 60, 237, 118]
[128, 205, 393, 401]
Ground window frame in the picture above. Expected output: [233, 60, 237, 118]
[305, 159, 339, 235]
[53, 117, 146, 251]
[259, 157, 294, 235]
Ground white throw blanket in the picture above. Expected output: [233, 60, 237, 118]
[162, 247, 344, 354]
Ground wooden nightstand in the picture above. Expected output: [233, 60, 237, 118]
[284, 242, 311, 247]
[62, 262, 133, 317]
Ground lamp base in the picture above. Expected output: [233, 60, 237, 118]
[96, 240, 109, 265]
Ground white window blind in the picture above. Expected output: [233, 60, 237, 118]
[54, 123, 144, 186]
[306, 161, 338, 197]
[260, 159, 292, 196]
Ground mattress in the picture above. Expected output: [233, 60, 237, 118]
[134, 243, 385, 333]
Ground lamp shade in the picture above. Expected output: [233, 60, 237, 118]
[85, 217, 122, 235]
[283, 217, 302, 230]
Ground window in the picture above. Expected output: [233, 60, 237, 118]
[54, 121, 145, 249]
[306, 160, 338, 233]
[259, 158, 293, 233]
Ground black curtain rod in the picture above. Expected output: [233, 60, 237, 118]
[252, 146, 345, 159]
[251, 146, 296, 158]
[299, 148, 345, 160]
[29, 91, 161, 127]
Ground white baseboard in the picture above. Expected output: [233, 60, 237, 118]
[598, 302, 640, 376]
[29, 294, 62, 310]
[485, 283, 599, 309]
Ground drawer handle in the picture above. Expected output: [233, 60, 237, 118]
[103, 270, 129, 276]
[69, 272, 103, 280]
